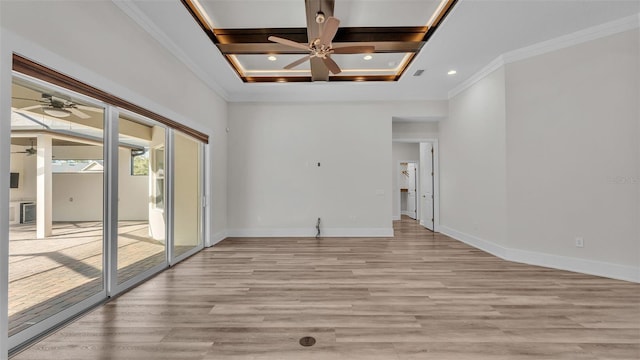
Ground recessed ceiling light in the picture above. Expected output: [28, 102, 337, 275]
[363, 55, 373, 61]
[448, 70, 457, 75]
[268, 55, 277, 61]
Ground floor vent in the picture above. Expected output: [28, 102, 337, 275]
[299, 336, 316, 347]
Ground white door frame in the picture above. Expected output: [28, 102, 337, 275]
[393, 139, 440, 232]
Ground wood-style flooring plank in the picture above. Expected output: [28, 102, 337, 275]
[12, 216, 640, 360]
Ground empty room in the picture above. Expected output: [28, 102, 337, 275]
[0, 0, 638, 359]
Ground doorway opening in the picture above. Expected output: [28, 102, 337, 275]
[392, 140, 439, 233]
[399, 161, 418, 221]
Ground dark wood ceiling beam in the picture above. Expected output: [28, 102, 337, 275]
[219, 41, 422, 55]
[215, 28, 308, 44]
[215, 27, 426, 45]
[180, 0, 459, 83]
[244, 75, 397, 83]
[218, 44, 308, 55]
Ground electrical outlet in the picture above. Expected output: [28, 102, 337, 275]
[575, 237, 584, 248]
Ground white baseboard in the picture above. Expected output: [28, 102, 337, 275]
[227, 227, 394, 238]
[439, 226, 508, 259]
[392, 215, 401, 221]
[208, 231, 228, 246]
[439, 226, 639, 283]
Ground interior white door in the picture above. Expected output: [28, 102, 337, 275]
[420, 143, 434, 230]
[406, 163, 417, 220]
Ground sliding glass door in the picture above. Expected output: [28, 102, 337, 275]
[172, 131, 204, 260]
[9, 76, 107, 344]
[116, 114, 167, 285]
[5, 67, 208, 353]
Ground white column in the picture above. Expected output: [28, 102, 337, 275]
[36, 134, 52, 239]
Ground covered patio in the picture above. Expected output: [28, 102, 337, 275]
[8, 221, 165, 335]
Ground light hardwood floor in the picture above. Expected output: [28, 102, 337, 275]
[12, 217, 640, 359]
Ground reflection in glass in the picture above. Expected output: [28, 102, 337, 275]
[116, 116, 166, 284]
[8, 79, 105, 336]
[173, 131, 203, 257]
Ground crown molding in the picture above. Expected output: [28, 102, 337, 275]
[112, 0, 229, 101]
[449, 13, 640, 99]
[503, 13, 640, 64]
[448, 55, 505, 99]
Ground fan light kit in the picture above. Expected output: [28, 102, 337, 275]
[315, 11, 325, 24]
[268, 16, 375, 75]
[43, 107, 71, 118]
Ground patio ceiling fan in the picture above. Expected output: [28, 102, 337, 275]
[13, 94, 100, 119]
[11, 140, 36, 156]
[268, 14, 374, 75]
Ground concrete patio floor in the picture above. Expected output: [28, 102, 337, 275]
[9, 221, 165, 336]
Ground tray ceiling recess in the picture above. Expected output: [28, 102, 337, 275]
[181, 0, 458, 83]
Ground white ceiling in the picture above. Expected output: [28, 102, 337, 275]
[118, 0, 640, 102]
[197, 0, 443, 28]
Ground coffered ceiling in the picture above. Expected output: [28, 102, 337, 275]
[181, 0, 456, 83]
[115, 0, 640, 102]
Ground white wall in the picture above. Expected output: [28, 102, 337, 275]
[52, 173, 103, 222]
[117, 148, 149, 221]
[227, 101, 441, 236]
[50, 147, 148, 222]
[11, 145, 148, 222]
[441, 28, 640, 281]
[505, 29, 640, 269]
[0, 0, 227, 242]
[392, 142, 419, 220]
[392, 121, 440, 141]
[440, 67, 508, 248]
[9, 145, 36, 202]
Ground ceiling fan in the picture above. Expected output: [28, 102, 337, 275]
[268, 14, 374, 75]
[11, 140, 37, 156]
[13, 94, 100, 119]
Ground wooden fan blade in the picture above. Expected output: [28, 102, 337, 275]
[12, 97, 45, 102]
[69, 108, 91, 119]
[268, 36, 309, 51]
[332, 46, 375, 54]
[76, 105, 103, 113]
[319, 17, 340, 46]
[322, 56, 341, 75]
[17, 105, 43, 111]
[284, 55, 312, 70]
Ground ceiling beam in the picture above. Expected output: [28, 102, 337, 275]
[214, 26, 427, 45]
[219, 41, 422, 55]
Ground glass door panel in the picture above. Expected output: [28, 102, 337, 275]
[172, 131, 203, 258]
[116, 115, 166, 284]
[8, 78, 106, 336]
